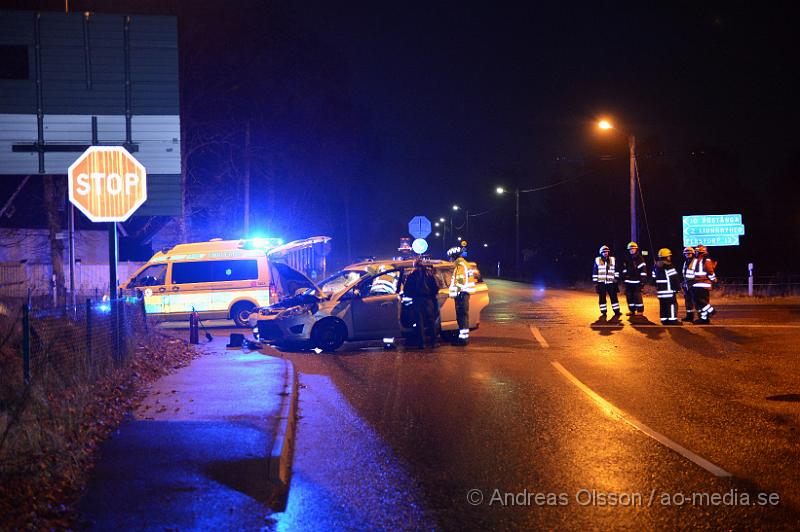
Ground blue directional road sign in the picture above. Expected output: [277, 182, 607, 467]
[408, 216, 432, 239]
[684, 235, 740, 247]
[412, 238, 429, 254]
[683, 214, 745, 247]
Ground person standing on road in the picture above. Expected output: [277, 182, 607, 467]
[652, 248, 680, 324]
[448, 245, 475, 345]
[689, 244, 718, 324]
[403, 259, 440, 349]
[681, 246, 697, 322]
[621, 241, 648, 316]
[592, 245, 621, 317]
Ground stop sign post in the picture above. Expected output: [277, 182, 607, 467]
[68, 146, 147, 300]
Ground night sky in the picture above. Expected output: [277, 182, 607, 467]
[2, 1, 799, 280]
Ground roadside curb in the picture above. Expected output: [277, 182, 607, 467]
[268, 357, 299, 488]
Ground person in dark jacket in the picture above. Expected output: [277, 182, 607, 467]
[621, 241, 648, 316]
[652, 248, 680, 324]
[403, 259, 440, 348]
[681, 246, 697, 322]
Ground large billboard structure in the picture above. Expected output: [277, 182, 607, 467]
[0, 10, 180, 216]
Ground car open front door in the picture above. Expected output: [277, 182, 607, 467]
[351, 293, 402, 340]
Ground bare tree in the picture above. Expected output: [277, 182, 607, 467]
[42, 175, 66, 304]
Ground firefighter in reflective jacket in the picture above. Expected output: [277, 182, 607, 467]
[621, 241, 648, 316]
[652, 248, 680, 324]
[448, 245, 475, 345]
[687, 244, 717, 324]
[592, 245, 621, 316]
[681, 247, 697, 322]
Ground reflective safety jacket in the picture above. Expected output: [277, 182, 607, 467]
[370, 272, 399, 295]
[449, 257, 476, 296]
[652, 260, 680, 298]
[592, 256, 619, 284]
[681, 259, 694, 289]
[686, 256, 717, 289]
[621, 254, 648, 285]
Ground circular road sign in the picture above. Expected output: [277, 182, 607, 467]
[68, 146, 147, 222]
[412, 238, 428, 254]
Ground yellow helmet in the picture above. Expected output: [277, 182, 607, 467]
[658, 248, 672, 258]
[627, 241, 638, 250]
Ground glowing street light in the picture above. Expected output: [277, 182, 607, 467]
[452, 204, 459, 211]
[495, 186, 505, 195]
[439, 217, 445, 223]
[434, 221, 440, 227]
[435, 232, 440, 237]
[598, 119, 613, 130]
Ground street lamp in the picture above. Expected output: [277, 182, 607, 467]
[496, 186, 521, 277]
[497, 183, 563, 278]
[597, 118, 637, 243]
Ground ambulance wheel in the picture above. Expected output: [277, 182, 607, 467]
[311, 319, 346, 352]
[232, 301, 256, 328]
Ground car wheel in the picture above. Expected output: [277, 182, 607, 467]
[311, 320, 346, 352]
[231, 301, 256, 328]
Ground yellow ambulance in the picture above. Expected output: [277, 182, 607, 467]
[121, 237, 324, 326]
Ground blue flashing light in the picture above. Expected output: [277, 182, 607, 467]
[244, 236, 284, 250]
[97, 303, 111, 313]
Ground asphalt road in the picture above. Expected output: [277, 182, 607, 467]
[164, 281, 800, 529]
[264, 280, 800, 530]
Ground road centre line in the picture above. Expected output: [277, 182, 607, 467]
[550, 361, 732, 478]
[528, 326, 550, 348]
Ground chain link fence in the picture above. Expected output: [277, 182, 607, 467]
[20, 297, 149, 385]
[0, 295, 150, 474]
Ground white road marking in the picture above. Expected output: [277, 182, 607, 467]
[550, 361, 732, 478]
[588, 324, 800, 329]
[529, 325, 550, 348]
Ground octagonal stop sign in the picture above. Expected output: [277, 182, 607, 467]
[68, 146, 147, 222]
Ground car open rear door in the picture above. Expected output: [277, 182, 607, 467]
[267, 236, 332, 280]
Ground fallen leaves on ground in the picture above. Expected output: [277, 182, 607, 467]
[0, 333, 200, 530]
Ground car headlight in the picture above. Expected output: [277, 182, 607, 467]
[279, 305, 309, 318]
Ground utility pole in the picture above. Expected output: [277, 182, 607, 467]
[515, 188, 520, 279]
[629, 134, 637, 243]
[244, 121, 251, 235]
